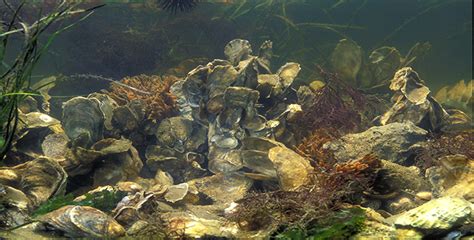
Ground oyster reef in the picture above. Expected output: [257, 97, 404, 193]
[0, 1, 472, 239]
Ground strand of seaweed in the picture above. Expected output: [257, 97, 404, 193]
[295, 66, 367, 140]
[228, 154, 381, 230]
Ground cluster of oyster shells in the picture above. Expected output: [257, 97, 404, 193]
[330, 39, 431, 88]
[378, 67, 471, 132]
[150, 38, 312, 189]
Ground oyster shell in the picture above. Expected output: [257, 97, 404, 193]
[0, 157, 67, 207]
[368, 46, 401, 84]
[40, 205, 125, 238]
[187, 173, 253, 205]
[62, 97, 104, 148]
[91, 138, 143, 186]
[380, 67, 450, 131]
[394, 196, 473, 233]
[41, 133, 69, 160]
[224, 39, 252, 65]
[331, 39, 362, 84]
[277, 62, 301, 88]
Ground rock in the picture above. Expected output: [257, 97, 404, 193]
[415, 191, 433, 201]
[324, 122, 427, 164]
[268, 146, 313, 191]
[376, 160, 431, 193]
[393, 196, 473, 234]
[39, 205, 125, 238]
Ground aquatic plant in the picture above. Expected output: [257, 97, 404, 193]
[106, 74, 180, 122]
[229, 154, 380, 231]
[414, 131, 474, 172]
[32, 189, 126, 218]
[157, 0, 199, 13]
[295, 67, 368, 139]
[275, 207, 366, 240]
[0, 1, 100, 161]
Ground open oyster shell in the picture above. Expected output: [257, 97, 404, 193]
[40, 205, 125, 238]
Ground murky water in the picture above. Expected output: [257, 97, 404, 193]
[1, 0, 472, 239]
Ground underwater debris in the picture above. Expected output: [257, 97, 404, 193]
[106, 74, 180, 122]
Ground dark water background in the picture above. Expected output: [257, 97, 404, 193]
[26, 0, 472, 91]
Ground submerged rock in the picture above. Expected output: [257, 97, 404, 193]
[324, 122, 427, 164]
[268, 146, 313, 191]
[376, 160, 431, 193]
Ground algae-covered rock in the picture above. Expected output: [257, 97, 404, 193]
[324, 122, 427, 164]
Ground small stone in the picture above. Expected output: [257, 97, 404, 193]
[415, 192, 432, 201]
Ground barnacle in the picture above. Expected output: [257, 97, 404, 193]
[106, 74, 180, 122]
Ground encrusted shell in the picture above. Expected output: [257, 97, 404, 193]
[394, 196, 473, 231]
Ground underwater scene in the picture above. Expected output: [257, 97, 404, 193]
[0, 0, 472, 239]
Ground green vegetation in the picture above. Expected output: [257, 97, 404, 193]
[32, 189, 126, 218]
[275, 208, 366, 240]
[0, 1, 101, 161]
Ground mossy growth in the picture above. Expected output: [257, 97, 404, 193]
[274, 207, 366, 240]
[32, 189, 126, 218]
